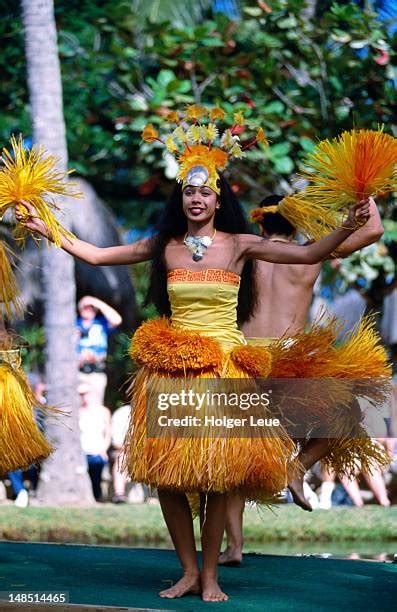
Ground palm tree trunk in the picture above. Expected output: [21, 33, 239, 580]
[21, 0, 93, 505]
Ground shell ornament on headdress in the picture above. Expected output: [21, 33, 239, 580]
[141, 105, 269, 194]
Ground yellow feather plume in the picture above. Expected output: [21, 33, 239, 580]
[0, 241, 23, 318]
[0, 135, 80, 247]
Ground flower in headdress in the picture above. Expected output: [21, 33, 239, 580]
[233, 111, 245, 126]
[250, 207, 266, 223]
[211, 148, 229, 169]
[187, 126, 202, 144]
[256, 128, 269, 146]
[142, 124, 159, 143]
[210, 107, 226, 121]
[203, 123, 219, 143]
[185, 105, 207, 120]
[165, 111, 179, 124]
[229, 142, 244, 159]
[221, 129, 239, 150]
[173, 126, 189, 144]
[165, 136, 179, 153]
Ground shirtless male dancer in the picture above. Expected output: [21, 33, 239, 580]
[219, 194, 383, 565]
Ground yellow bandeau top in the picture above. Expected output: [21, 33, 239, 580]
[167, 268, 246, 347]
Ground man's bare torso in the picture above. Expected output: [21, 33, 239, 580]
[242, 259, 321, 338]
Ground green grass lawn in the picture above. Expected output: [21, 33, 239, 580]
[0, 504, 396, 546]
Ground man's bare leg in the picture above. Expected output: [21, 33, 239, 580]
[218, 493, 244, 566]
[200, 492, 229, 602]
[157, 489, 201, 599]
[289, 438, 334, 512]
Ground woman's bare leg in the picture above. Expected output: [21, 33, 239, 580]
[158, 489, 201, 598]
[200, 492, 229, 602]
[218, 493, 245, 566]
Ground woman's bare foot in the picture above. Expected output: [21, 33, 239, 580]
[288, 477, 312, 512]
[201, 575, 228, 602]
[218, 546, 242, 566]
[159, 573, 201, 598]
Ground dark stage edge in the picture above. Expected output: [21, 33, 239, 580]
[0, 542, 396, 611]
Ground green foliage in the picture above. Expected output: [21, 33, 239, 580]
[0, 0, 395, 212]
[18, 325, 46, 373]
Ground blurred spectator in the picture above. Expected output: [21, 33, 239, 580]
[76, 296, 122, 405]
[110, 403, 145, 504]
[78, 383, 112, 501]
[319, 445, 391, 509]
[111, 404, 130, 503]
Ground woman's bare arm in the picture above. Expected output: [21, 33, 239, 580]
[15, 200, 153, 265]
[240, 200, 370, 265]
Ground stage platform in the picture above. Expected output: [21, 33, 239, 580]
[0, 542, 396, 610]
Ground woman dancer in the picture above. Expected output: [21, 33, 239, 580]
[15, 107, 371, 602]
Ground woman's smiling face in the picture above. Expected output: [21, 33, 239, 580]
[182, 185, 219, 223]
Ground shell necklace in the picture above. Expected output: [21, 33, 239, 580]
[184, 229, 216, 261]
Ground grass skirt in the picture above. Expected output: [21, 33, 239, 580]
[123, 315, 391, 495]
[262, 316, 391, 476]
[122, 318, 296, 502]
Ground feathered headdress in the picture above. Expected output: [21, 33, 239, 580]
[0, 135, 81, 247]
[278, 128, 397, 240]
[141, 105, 269, 194]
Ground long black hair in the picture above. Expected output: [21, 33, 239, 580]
[145, 175, 258, 324]
[259, 194, 296, 236]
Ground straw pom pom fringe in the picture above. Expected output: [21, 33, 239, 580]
[0, 363, 53, 473]
[0, 135, 81, 247]
[231, 345, 272, 378]
[130, 317, 223, 375]
[279, 128, 397, 239]
[0, 241, 23, 318]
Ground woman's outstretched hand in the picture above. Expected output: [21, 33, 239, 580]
[15, 200, 51, 239]
[344, 198, 371, 230]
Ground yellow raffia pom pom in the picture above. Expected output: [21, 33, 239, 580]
[0, 241, 23, 318]
[0, 361, 53, 473]
[302, 128, 397, 203]
[231, 345, 272, 377]
[210, 107, 226, 121]
[185, 105, 208, 120]
[281, 128, 397, 239]
[141, 124, 159, 143]
[165, 111, 179, 123]
[0, 135, 80, 248]
[130, 317, 223, 375]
